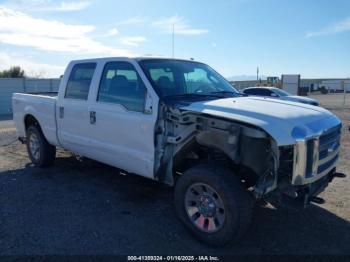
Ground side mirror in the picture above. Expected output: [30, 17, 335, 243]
[144, 90, 153, 115]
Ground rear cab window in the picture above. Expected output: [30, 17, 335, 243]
[65, 63, 97, 100]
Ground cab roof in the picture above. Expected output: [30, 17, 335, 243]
[69, 56, 196, 64]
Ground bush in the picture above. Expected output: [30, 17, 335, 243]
[0, 66, 25, 78]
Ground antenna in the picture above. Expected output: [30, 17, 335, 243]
[172, 23, 175, 58]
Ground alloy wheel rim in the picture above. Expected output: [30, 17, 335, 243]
[184, 183, 225, 233]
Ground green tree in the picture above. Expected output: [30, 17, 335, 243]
[0, 66, 25, 78]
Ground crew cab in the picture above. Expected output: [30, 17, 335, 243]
[13, 57, 345, 245]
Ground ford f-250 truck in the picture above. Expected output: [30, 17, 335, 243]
[13, 57, 345, 245]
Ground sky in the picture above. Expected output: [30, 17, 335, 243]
[0, 0, 349, 79]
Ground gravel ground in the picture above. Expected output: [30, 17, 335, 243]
[0, 94, 349, 255]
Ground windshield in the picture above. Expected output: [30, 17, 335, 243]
[273, 88, 291, 97]
[138, 59, 239, 98]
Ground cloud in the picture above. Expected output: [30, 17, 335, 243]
[117, 17, 146, 26]
[152, 14, 208, 35]
[306, 17, 350, 38]
[0, 7, 135, 56]
[0, 51, 65, 77]
[2, 0, 92, 12]
[120, 36, 146, 47]
[39, 1, 92, 12]
[107, 28, 119, 36]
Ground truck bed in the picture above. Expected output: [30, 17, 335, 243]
[12, 92, 59, 146]
[26, 92, 58, 97]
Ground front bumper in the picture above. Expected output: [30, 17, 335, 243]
[268, 122, 344, 209]
[278, 169, 345, 209]
[275, 169, 346, 209]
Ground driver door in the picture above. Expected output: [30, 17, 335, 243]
[88, 61, 158, 179]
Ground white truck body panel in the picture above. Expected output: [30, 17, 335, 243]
[12, 93, 59, 146]
[87, 101, 156, 176]
[181, 96, 339, 146]
[57, 98, 91, 153]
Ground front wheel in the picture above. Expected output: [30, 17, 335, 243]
[26, 125, 56, 167]
[174, 164, 252, 246]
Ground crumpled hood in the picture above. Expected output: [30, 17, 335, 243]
[180, 96, 341, 146]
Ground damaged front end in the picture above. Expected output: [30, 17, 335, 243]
[154, 103, 346, 209]
[268, 123, 346, 209]
[154, 103, 280, 195]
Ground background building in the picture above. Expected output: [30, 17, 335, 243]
[231, 76, 350, 94]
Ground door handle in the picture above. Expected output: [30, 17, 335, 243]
[59, 106, 64, 118]
[90, 111, 96, 125]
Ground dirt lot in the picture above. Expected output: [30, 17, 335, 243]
[0, 94, 349, 255]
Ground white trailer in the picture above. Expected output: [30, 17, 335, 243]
[321, 80, 350, 92]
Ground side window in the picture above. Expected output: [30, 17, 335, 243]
[244, 89, 257, 95]
[98, 62, 146, 112]
[65, 63, 96, 100]
[260, 89, 272, 96]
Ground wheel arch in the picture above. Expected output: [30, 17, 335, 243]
[25, 115, 56, 167]
[172, 128, 268, 189]
[24, 114, 42, 132]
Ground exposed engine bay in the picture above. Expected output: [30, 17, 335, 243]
[154, 103, 282, 198]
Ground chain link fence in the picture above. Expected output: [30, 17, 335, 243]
[309, 93, 350, 110]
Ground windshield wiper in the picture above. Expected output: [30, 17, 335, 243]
[163, 91, 247, 101]
[164, 93, 217, 99]
[209, 91, 247, 97]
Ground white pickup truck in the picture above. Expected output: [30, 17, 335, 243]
[13, 57, 345, 245]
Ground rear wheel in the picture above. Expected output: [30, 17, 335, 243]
[174, 164, 252, 246]
[26, 125, 56, 167]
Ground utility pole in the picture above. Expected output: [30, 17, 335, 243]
[342, 80, 346, 109]
[172, 23, 175, 58]
[257, 67, 259, 81]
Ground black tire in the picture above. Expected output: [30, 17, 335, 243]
[174, 164, 253, 246]
[26, 125, 56, 167]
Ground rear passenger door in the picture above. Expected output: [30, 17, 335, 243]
[88, 61, 156, 178]
[57, 62, 96, 154]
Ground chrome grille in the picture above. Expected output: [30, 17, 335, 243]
[319, 125, 341, 162]
[292, 124, 341, 185]
[309, 124, 341, 179]
[317, 155, 338, 174]
[317, 124, 341, 171]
